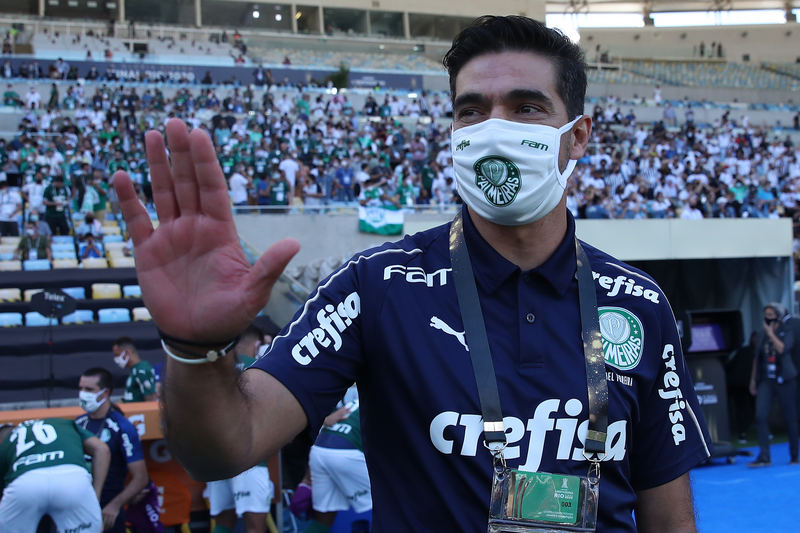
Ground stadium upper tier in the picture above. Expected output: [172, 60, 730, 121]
[248, 46, 443, 74]
[31, 31, 247, 66]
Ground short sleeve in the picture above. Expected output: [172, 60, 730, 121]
[252, 254, 365, 436]
[136, 367, 156, 397]
[119, 418, 145, 463]
[629, 302, 714, 490]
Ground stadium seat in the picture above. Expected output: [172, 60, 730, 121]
[53, 258, 79, 269]
[0, 288, 21, 302]
[23, 259, 51, 271]
[104, 242, 126, 255]
[132, 307, 152, 321]
[62, 287, 86, 300]
[51, 235, 75, 244]
[102, 226, 122, 236]
[98, 308, 131, 323]
[0, 244, 16, 255]
[81, 258, 109, 269]
[51, 243, 75, 252]
[25, 312, 58, 327]
[53, 250, 78, 260]
[62, 309, 95, 325]
[24, 289, 43, 301]
[0, 261, 22, 271]
[102, 234, 124, 244]
[0, 252, 13, 261]
[0, 312, 23, 327]
[123, 285, 142, 298]
[0, 236, 20, 246]
[92, 283, 122, 300]
[111, 256, 135, 268]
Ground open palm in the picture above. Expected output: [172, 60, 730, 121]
[114, 119, 299, 343]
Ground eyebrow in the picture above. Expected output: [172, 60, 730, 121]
[453, 88, 557, 114]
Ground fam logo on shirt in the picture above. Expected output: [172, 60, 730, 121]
[599, 307, 644, 371]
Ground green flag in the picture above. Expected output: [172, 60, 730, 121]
[358, 206, 404, 236]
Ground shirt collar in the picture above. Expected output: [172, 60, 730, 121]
[462, 205, 577, 297]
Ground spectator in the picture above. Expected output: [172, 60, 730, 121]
[25, 86, 41, 110]
[335, 158, 355, 202]
[229, 163, 251, 214]
[76, 367, 156, 533]
[112, 336, 157, 403]
[76, 212, 103, 241]
[80, 233, 103, 259]
[0, 179, 21, 236]
[14, 218, 51, 261]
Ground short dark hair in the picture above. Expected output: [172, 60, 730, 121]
[113, 336, 137, 353]
[82, 367, 114, 391]
[0, 424, 14, 444]
[442, 16, 587, 120]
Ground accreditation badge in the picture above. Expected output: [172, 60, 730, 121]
[488, 466, 599, 533]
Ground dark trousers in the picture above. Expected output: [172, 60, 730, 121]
[755, 378, 799, 460]
[44, 215, 69, 236]
[0, 220, 18, 236]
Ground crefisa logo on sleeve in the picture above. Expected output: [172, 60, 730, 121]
[599, 307, 644, 371]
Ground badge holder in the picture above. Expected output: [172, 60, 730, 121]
[487, 451, 601, 533]
[449, 212, 609, 533]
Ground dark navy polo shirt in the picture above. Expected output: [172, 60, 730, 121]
[76, 409, 144, 506]
[254, 206, 712, 532]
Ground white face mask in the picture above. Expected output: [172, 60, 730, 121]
[113, 350, 129, 369]
[451, 117, 581, 226]
[79, 388, 107, 413]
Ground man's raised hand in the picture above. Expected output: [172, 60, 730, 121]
[113, 119, 299, 343]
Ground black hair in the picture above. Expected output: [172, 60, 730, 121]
[82, 367, 114, 391]
[442, 15, 587, 120]
[113, 336, 137, 353]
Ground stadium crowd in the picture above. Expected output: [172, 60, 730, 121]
[2, 81, 800, 238]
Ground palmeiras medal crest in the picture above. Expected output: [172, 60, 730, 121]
[598, 307, 644, 371]
[473, 156, 522, 207]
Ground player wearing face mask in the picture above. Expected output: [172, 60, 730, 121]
[112, 337, 157, 403]
[76, 368, 158, 533]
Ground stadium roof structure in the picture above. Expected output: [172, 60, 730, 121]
[545, 0, 795, 16]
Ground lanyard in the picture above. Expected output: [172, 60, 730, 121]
[448, 211, 609, 460]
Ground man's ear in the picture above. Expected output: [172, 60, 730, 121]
[568, 115, 593, 161]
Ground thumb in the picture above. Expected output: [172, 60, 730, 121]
[243, 238, 301, 309]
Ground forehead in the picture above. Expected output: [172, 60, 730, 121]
[764, 307, 777, 316]
[79, 375, 101, 388]
[453, 51, 565, 113]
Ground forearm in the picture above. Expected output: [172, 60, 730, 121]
[107, 472, 148, 508]
[767, 331, 784, 353]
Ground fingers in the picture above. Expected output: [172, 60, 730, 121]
[244, 238, 301, 309]
[146, 128, 179, 222]
[166, 119, 201, 215]
[113, 170, 153, 246]
[189, 128, 234, 221]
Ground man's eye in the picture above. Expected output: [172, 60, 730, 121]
[520, 105, 538, 114]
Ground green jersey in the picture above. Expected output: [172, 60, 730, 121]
[91, 182, 109, 212]
[396, 183, 417, 207]
[319, 404, 363, 451]
[269, 180, 289, 205]
[124, 361, 157, 402]
[218, 155, 235, 177]
[43, 185, 70, 217]
[107, 159, 129, 176]
[0, 418, 94, 489]
[3, 90, 20, 106]
[420, 166, 436, 191]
